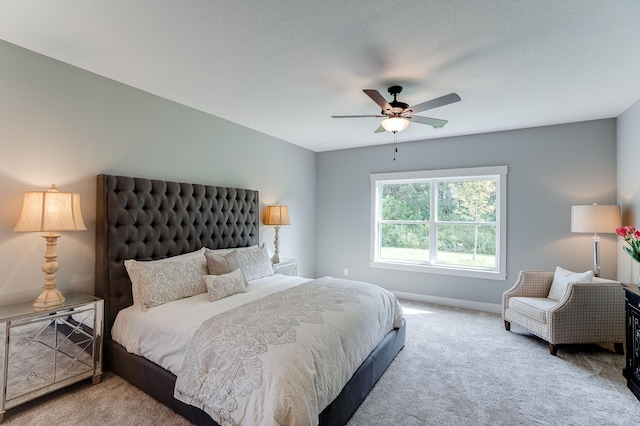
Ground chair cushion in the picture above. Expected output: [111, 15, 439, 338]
[547, 266, 593, 301]
[508, 297, 558, 324]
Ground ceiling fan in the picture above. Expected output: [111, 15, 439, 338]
[331, 85, 461, 133]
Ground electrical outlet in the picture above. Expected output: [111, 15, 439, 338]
[343, 268, 349, 276]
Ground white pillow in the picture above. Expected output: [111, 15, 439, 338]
[547, 266, 593, 301]
[124, 248, 207, 310]
[205, 269, 246, 302]
[227, 244, 274, 282]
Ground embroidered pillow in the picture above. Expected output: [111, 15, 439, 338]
[547, 266, 593, 301]
[124, 248, 207, 310]
[205, 269, 246, 302]
[227, 244, 274, 282]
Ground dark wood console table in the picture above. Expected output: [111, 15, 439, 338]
[623, 283, 640, 401]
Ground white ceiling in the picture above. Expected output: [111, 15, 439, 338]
[1, 1, 640, 152]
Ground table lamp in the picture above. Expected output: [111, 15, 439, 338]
[264, 204, 290, 264]
[571, 203, 621, 277]
[14, 184, 87, 310]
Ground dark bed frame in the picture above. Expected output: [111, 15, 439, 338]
[95, 174, 406, 426]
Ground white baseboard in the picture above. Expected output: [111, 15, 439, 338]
[392, 291, 502, 314]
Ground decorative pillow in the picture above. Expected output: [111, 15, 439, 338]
[547, 266, 593, 301]
[204, 245, 258, 256]
[205, 269, 246, 302]
[124, 248, 207, 310]
[205, 252, 242, 276]
[227, 244, 274, 282]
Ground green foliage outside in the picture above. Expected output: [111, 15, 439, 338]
[380, 179, 497, 268]
[380, 247, 495, 268]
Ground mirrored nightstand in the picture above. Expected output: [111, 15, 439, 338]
[273, 258, 297, 276]
[0, 293, 103, 423]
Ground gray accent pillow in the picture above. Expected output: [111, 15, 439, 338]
[205, 252, 242, 275]
[205, 269, 246, 302]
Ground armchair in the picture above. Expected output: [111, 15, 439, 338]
[502, 270, 625, 355]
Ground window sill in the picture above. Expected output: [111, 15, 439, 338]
[369, 260, 506, 281]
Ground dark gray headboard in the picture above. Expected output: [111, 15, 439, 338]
[95, 174, 259, 340]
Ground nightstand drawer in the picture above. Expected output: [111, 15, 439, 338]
[273, 258, 297, 276]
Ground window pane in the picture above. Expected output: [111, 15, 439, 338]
[381, 183, 430, 221]
[380, 223, 429, 263]
[436, 224, 496, 268]
[437, 180, 496, 222]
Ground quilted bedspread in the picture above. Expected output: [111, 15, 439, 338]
[174, 276, 404, 426]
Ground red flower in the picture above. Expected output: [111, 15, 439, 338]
[616, 226, 635, 237]
[617, 226, 640, 263]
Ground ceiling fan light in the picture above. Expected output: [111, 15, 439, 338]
[381, 117, 410, 133]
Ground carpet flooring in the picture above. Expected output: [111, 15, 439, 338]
[3, 299, 640, 425]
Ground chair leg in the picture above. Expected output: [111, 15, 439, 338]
[614, 343, 624, 355]
[548, 343, 557, 356]
[504, 320, 510, 331]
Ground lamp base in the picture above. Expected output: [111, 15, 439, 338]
[33, 287, 65, 311]
[272, 225, 281, 264]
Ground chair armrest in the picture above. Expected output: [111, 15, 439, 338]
[502, 271, 554, 316]
[551, 280, 624, 312]
[503, 270, 554, 299]
[548, 280, 625, 342]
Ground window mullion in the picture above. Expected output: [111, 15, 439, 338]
[430, 180, 437, 264]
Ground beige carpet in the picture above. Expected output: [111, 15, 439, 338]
[3, 299, 640, 425]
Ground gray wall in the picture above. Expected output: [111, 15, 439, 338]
[617, 99, 640, 283]
[0, 38, 628, 311]
[0, 40, 316, 306]
[316, 120, 618, 308]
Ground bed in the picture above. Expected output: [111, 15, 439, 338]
[95, 174, 406, 426]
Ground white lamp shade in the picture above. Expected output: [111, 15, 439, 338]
[570, 204, 621, 233]
[14, 185, 87, 232]
[264, 205, 291, 226]
[381, 117, 410, 133]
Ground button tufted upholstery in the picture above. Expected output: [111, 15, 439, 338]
[95, 174, 259, 339]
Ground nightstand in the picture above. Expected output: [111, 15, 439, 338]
[273, 258, 297, 276]
[0, 293, 103, 423]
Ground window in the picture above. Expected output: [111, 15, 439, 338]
[370, 166, 507, 280]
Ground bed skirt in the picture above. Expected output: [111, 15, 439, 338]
[105, 318, 406, 426]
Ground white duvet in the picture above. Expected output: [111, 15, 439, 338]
[113, 275, 404, 426]
[112, 274, 311, 375]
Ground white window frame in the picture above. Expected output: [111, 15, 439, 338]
[370, 166, 507, 280]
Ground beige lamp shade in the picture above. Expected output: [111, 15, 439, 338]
[15, 184, 86, 232]
[264, 204, 291, 226]
[571, 204, 621, 233]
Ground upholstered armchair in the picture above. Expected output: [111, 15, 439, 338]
[502, 270, 625, 355]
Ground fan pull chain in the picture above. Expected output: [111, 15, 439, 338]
[393, 131, 398, 161]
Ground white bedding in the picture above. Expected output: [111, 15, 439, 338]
[174, 276, 403, 425]
[112, 274, 310, 375]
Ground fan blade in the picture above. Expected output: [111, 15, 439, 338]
[374, 125, 386, 133]
[410, 116, 449, 128]
[331, 115, 386, 118]
[363, 89, 392, 113]
[408, 93, 461, 114]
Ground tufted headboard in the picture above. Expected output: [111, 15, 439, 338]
[95, 174, 259, 341]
